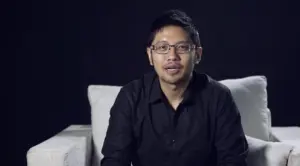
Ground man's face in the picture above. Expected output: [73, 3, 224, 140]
[147, 25, 202, 85]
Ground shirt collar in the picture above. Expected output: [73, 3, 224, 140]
[149, 71, 197, 105]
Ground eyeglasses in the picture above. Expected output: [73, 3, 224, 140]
[150, 42, 196, 54]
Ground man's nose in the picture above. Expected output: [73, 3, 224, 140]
[168, 46, 179, 60]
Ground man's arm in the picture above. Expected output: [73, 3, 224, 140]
[101, 88, 134, 166]
[214, 89, 249, 166]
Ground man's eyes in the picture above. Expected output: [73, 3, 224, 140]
[154, 43, 191, 51]
[177, 44, 190, 50]
[157, 45, 169, 50]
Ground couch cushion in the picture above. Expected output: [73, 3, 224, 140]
[88, 85, 121, 166]
[246, 136, 293, 166]
[220, 76, 271, 141]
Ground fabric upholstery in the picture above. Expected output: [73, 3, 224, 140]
[246, 136, 293, 166]
[269, 127, 300, 166]
[26, 125, 92, 166]
[271, 126, 300, 141]
[88, 85, 121, 166]
[288, 144, 300, 166]
[220, 76, 271, 141]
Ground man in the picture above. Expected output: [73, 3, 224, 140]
[101, 9, 248, 166]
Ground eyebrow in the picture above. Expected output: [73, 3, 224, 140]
[154, 40, 190, 45]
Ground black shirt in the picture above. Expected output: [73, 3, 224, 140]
[101, 71, 248, 166]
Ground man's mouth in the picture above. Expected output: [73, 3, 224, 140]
[166, 68, 179, 70]
[164, 64, 182, 74]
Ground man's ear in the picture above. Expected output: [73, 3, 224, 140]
[147, 47, 154, 66]
[195, 47, 203, 64]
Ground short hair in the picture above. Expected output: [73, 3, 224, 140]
[146, 9, 201, 47]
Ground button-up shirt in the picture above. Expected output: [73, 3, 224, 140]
[101, 71, 248, 166]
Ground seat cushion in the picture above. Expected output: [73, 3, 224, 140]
[220, 76, 271, 141]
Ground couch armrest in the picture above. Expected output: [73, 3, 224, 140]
[27, 125, 92, 166]
[246, 136, 294, 166]
[288, 145, 300, 166]
[281, 140, 300, 166]
[270, 126, 300, 142]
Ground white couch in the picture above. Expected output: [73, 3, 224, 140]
[27, 75, 300, 166]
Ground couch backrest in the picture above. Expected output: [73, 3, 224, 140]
[88, 75, 271, 165]
[219, 76, 271, 140]
[88, 85, 121, 166]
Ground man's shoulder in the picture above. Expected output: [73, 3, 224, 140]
[122, 71, 155, 89]
[119, 71, 156, 98]
[194, 72, 234, 113]
[194, 71, 231, 96]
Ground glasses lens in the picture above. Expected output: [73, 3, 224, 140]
[155, 44, 169, 54]
[176, 43, 191, 53]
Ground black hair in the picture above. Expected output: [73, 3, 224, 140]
[146, 9, 201, 47]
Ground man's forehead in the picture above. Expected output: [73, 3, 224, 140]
[155, 27, 188, 37]
[152, 36, 191, 45]
[152, 26, 190, 44]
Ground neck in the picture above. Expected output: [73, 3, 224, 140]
[159, 74, 193, 106]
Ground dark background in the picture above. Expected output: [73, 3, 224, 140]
[16, 0, 300, 166]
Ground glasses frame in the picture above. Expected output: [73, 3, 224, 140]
[150, 42, 197, 54]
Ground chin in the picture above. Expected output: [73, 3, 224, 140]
[155, 68, 191, 85]
[160, 74, 186, 85]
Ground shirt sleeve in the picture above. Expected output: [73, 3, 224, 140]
[101, 88, 134, 166]
[214, 89, 249, 166]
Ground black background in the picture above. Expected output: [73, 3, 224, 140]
[15, 0, 300, 166]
